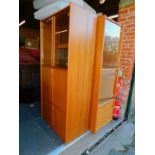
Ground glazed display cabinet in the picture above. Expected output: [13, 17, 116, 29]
[90, 16, 122, 133]
[40, 3, 96, 143]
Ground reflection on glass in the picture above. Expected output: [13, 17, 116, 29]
[54, 10, 69, 69]
[99, 68, 116, 104]
[43, 20, 52, 65]
[103, 19, 121, 67]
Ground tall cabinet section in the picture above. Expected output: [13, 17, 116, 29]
[90, 16, 122, 133]
[40, 3, 96, 143]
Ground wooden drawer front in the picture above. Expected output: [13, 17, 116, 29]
[42, 100, 52, 126]
[96, 100, 113, 131]
[52, 68, 67, 113]
[53, 106, 66, 141]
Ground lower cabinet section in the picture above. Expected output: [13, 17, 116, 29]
[42, 101, 66, 142]
[42, 100, 52, 126]
[52, 106, 66, 141]
[96, 99, 114, 131]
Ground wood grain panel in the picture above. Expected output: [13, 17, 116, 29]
[41, 66, 52, 103]
[96, 115, 112, 131]
[42, 99, 52, 126]
[96, 100, 114, 131]
[53, 106, 66, 141]
[89, 16, 106, 133]
[66, 3, 97, 142]
[40, 21, 44, 65]
[52, 68, 67, 113]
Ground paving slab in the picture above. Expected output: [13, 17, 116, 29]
[60, 119, 123, 155]
[90, 122, 135, 155]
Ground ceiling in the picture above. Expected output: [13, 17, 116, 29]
[19, 0, 120, 29]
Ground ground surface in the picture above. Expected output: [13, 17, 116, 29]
[19, 102, 63, 155]
[90, 121, 135, 155]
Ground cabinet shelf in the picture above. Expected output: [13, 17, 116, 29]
[52, 66, 67, 71]
[42, 64, 67, 70]
[55, 30, 68, 35]
[56, 43, 68, 49]
[99, 98, 114, 107]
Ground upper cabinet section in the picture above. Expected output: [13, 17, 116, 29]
[43, 19, 53, 65]
[41, 7, 69, 69]
[55, 8, 69, 68]
[102, 19, 122, 68]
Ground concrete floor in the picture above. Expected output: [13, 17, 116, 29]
[60, 119, 123, 155]
[19, 96, 135, 155]
[90, 121, 135, 155]
[19, 102, 63, 155]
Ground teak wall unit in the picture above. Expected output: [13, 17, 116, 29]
[89, 16, 122, 133]
[40, 3, 96, 143]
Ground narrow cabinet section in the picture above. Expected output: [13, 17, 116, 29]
[89, 16, 122, 133]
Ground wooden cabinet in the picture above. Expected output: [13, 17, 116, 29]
[52, 68, 67, 113]
[89, 16, 122, 133]
[40, 3, 96, 143]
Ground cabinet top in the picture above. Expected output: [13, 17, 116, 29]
[41, 2, 96, 23]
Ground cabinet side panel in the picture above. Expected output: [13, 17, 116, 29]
[66, 3, 97, 142]
[40, 21, 44, 65]
[40, 21, 44, 117]
[89, 16, 105, 133]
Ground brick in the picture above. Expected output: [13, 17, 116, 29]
[124, 20, 133, 25]
[118, 4, 135, 102]
[119, 13, 129, 18]
[125, 32, 135, 36]
[123, 38, 134, 42]
[119, 8, 129, 14]
[118, 17, 126, 22]
[122, 47, 131, 51]
[129, 5, 135, 12]
[128, 16, 135, 20]
[127, 24, 135, 28]
[128, 11, 135, 16]
[122, 54, 128, 58]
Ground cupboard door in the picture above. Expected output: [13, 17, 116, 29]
[53, 106, 66, 141]
[96, 99, 113, 131]
[42, 100, 52, 126]
[41, 18, 54, 65]
[52, 68, 67, 113]
[41, 66, 52, 103]
[54, 8, 69, 68]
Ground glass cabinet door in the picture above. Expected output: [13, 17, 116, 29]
[99, 19, 122, 104]
[43, 18, 53, 65]
[102, 19, 122, 68]
[99, 68, 116, 104]
[54, 9, 69, 68]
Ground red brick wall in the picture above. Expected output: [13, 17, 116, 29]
[118, 4, 135, 105]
